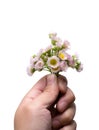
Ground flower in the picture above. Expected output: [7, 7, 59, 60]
[49, 33, 62, 46]
[52, 37, 62, 43]
[62, 40, 70, 49]
[44, 45, 52, 52]
[27, 66, 35, 76]
[51, 67, 60, 73]
[27, 32, 83, 76]
[37, 49, 44, 58]
[30, 56, 39, 65]
[35, 59, 44, 70]
[67, 55, 75, 67]
[49, 33, 57, 39]
[47, 56, 60, 68]
[77, 63, 83, 72]
[56, 42, 62, 48]
[58, 51, 68, 60]
[60, 61, 68, 71]
[76, 62, 83, 72]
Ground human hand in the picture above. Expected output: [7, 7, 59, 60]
[14, 74, 76, 130]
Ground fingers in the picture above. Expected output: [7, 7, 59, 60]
[52, 103, 76, 129]
[25, 74, 68, 105]
[36, 74, 59, 108]
[59, 120, 77, 130]
[56, 87, 75, 112]
[58, 75, 68, 94]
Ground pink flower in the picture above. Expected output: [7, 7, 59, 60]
[60, 61, 68, 71]
[37, 49, 44, 58]
[30, 56, 39, 64]
[56, 42, 62, 47]
[63, 40, 70, 49]
[77, 64, 83, 72]
[30, 56, 34, 64]
[35, 59, 44, 70]
[67, 55, 75, 67]
[27, 66, 34, 76]
[49, 33, 57, 39]
[52, 37, 62, 43]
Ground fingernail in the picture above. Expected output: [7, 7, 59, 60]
[47, 74, 56, 85]
[52, 119, 60, 128]
[59, 75, 67, 84]
[60, 77, 67, 86]
[58, 76, 67, 94]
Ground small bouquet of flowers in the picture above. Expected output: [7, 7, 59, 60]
[27, 33, 83, 76]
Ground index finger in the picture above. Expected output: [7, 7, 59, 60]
[24, 75, 47, 100]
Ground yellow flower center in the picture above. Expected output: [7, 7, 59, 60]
[59, 53, 65, 60]
[50, 59, 57, 65]
[52, 67, 59, 71]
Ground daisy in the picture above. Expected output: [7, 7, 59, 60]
[47, 56, 60, 68]
[58, 51, 68, 60]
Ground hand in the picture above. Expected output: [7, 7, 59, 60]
[14, 74, 76, 130]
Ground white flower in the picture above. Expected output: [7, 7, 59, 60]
[47, 56, 60, 68]
[35, 59, 44, 70]
[58, 51, 68, 60]
[51, 67, 60, 73]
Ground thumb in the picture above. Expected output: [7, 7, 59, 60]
[36, 74, 59, 108]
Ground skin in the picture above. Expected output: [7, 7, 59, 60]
[14, 74, 76, 130]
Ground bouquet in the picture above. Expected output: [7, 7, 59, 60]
[27, 33, 83, 76]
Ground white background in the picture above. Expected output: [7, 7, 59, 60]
[0, 0, 99, 129]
